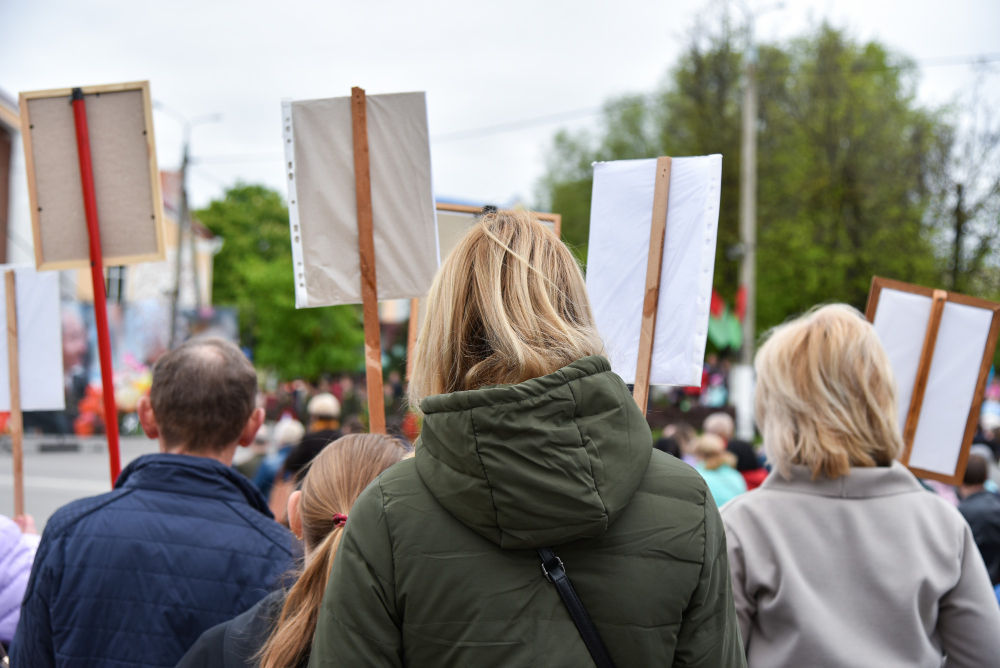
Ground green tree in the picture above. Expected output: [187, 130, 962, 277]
[197, 184, 364, 378]
[538, 18, 949, 335]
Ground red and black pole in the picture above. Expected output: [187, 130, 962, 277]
[71, 88, 122, 486]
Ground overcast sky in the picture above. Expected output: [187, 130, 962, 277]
[2, 0, 998, 210]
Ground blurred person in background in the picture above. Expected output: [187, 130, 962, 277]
[253, 418, 306, 499]
[726, 440, 767, 491]
[704, 411, 735, 443]
[662, 422, 697, 466]
[177, 434, 407, 668]
[722, 305, 1000, 668]
[309, 211, 744, 667]
[11, 338, 297, 668]
[958, 452, 1000, 586]
[267, 394, 343, 523]
[693, 433, 747, 507]
[0, 514, 39, 649]
[653, 436, 681, 458]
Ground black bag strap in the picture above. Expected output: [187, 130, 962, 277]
[537, 547, 616, 668]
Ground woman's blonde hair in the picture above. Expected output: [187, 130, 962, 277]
[754, 304, 902, 480]
[258, 434, 407, 668]
[408, 210, 603, 405]
[694, 433, 737, 470]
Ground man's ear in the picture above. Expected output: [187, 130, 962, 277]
[136, 396, 159, 440]
[237, 407, 266, 448]
[287, 490, 303, 541]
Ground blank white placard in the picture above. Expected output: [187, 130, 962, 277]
[282, 92, 439, 308]
[0, 267, 64, 411]
[873, 288, 994, 476]
[586, 156, 722, 387]
[872, 289, 932, 434]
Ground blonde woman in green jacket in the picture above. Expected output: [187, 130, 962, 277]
[308, 210, 746, 667]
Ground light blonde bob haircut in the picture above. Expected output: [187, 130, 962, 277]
[754, 304, 903, 480]
[408, 210, 603, 406]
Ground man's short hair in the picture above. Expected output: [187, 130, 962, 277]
[703, 412, 735, 442]
[964, 454, 988, 487]
[150, 338, 257, 453]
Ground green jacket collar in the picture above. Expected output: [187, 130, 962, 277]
[416, 356, 652, 549]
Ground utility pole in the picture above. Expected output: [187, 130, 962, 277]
[168, 138, 190, 349]
[739, 46, 758, 367]
[154, 104, 220, 348]
[732, 2, 781, 441]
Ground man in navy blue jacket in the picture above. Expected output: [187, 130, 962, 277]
[11, 338, 297, 667]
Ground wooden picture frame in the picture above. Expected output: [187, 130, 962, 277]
[434, 201, 562, 236]
[865, 276, 1000, 485]
[19, 81, 165, 270]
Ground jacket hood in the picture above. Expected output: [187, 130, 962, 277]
[415, 356, 652, 549]
[116, 453, 274, 517]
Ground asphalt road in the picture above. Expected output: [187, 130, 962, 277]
[0, 436, 159, 531]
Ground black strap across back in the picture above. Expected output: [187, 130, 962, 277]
[537, 547, 617, 668]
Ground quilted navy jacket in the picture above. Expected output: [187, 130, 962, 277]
[10, 453, 297, 668]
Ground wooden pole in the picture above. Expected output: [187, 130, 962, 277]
[407, 297, 420, 382]
[900, 289, 948, 464]
[351, 87, 386, 434]
[632, 157, 672, 414]
[5, 271, 23, 518]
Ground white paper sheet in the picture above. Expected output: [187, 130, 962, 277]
[282, 92, 439, 308]
[873, 288, 994, 476]
[0, 267, 65, 411]
[586, 156, 722, 387]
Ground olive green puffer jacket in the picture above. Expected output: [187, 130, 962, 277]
[309, 356, 745, 667]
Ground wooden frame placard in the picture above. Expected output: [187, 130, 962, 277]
[632, 157, 672, 413]
[434, 201, 561, 237]
[19, 81, 165, 270]
[866, 276, 1000, 485]
[5, 271, 23, 518]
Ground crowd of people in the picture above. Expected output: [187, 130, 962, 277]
[0, 210, 997, 666]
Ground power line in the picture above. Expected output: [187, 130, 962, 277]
[173, 51, 1000, 164]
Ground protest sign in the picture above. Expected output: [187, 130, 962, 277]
[586, 155, 723, 412]
[866, 277, 1000, 484]
[283, 89, 437, 431]
[18, 81, 163, 484]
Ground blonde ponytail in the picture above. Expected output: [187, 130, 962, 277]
[258, 434, 406, 668]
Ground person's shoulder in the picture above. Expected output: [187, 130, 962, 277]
[223, 501, 297, 557]
[43, 488, 134, 542]
[378, 456, 418, 488]
[639, 450, 712, 509]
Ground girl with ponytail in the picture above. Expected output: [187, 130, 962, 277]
[176, 434, 407, 668]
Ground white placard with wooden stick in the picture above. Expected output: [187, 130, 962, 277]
[0, 267, 63, 517]
[586, 155, 723, 412]
[282, 89, 438, 432]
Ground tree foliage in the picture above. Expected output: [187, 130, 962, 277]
[538, 18, 952, 335]
[198, 185, 364, 378]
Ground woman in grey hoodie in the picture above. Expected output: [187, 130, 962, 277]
[721, 304, 1000, 668]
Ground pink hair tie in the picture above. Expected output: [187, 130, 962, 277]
[332, 513, 348, 528]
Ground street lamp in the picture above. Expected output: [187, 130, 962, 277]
[153, 102, 221, 348]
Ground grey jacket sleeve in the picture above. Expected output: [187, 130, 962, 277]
[722, 525, 753, 651]
[308, 479, 403, 668]
[937, 522, 1000, 668]
[672, 492, 747, 668]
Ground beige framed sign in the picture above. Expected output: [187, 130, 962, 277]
[19, 81, 165, 270]
[866, 276, 1000, 485]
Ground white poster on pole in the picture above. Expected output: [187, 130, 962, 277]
[586, 155, 722, 387]
[282, 92, 439, 308]
[0, 266, 64, 411]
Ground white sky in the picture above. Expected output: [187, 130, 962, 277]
[1, 0, 998, 210]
